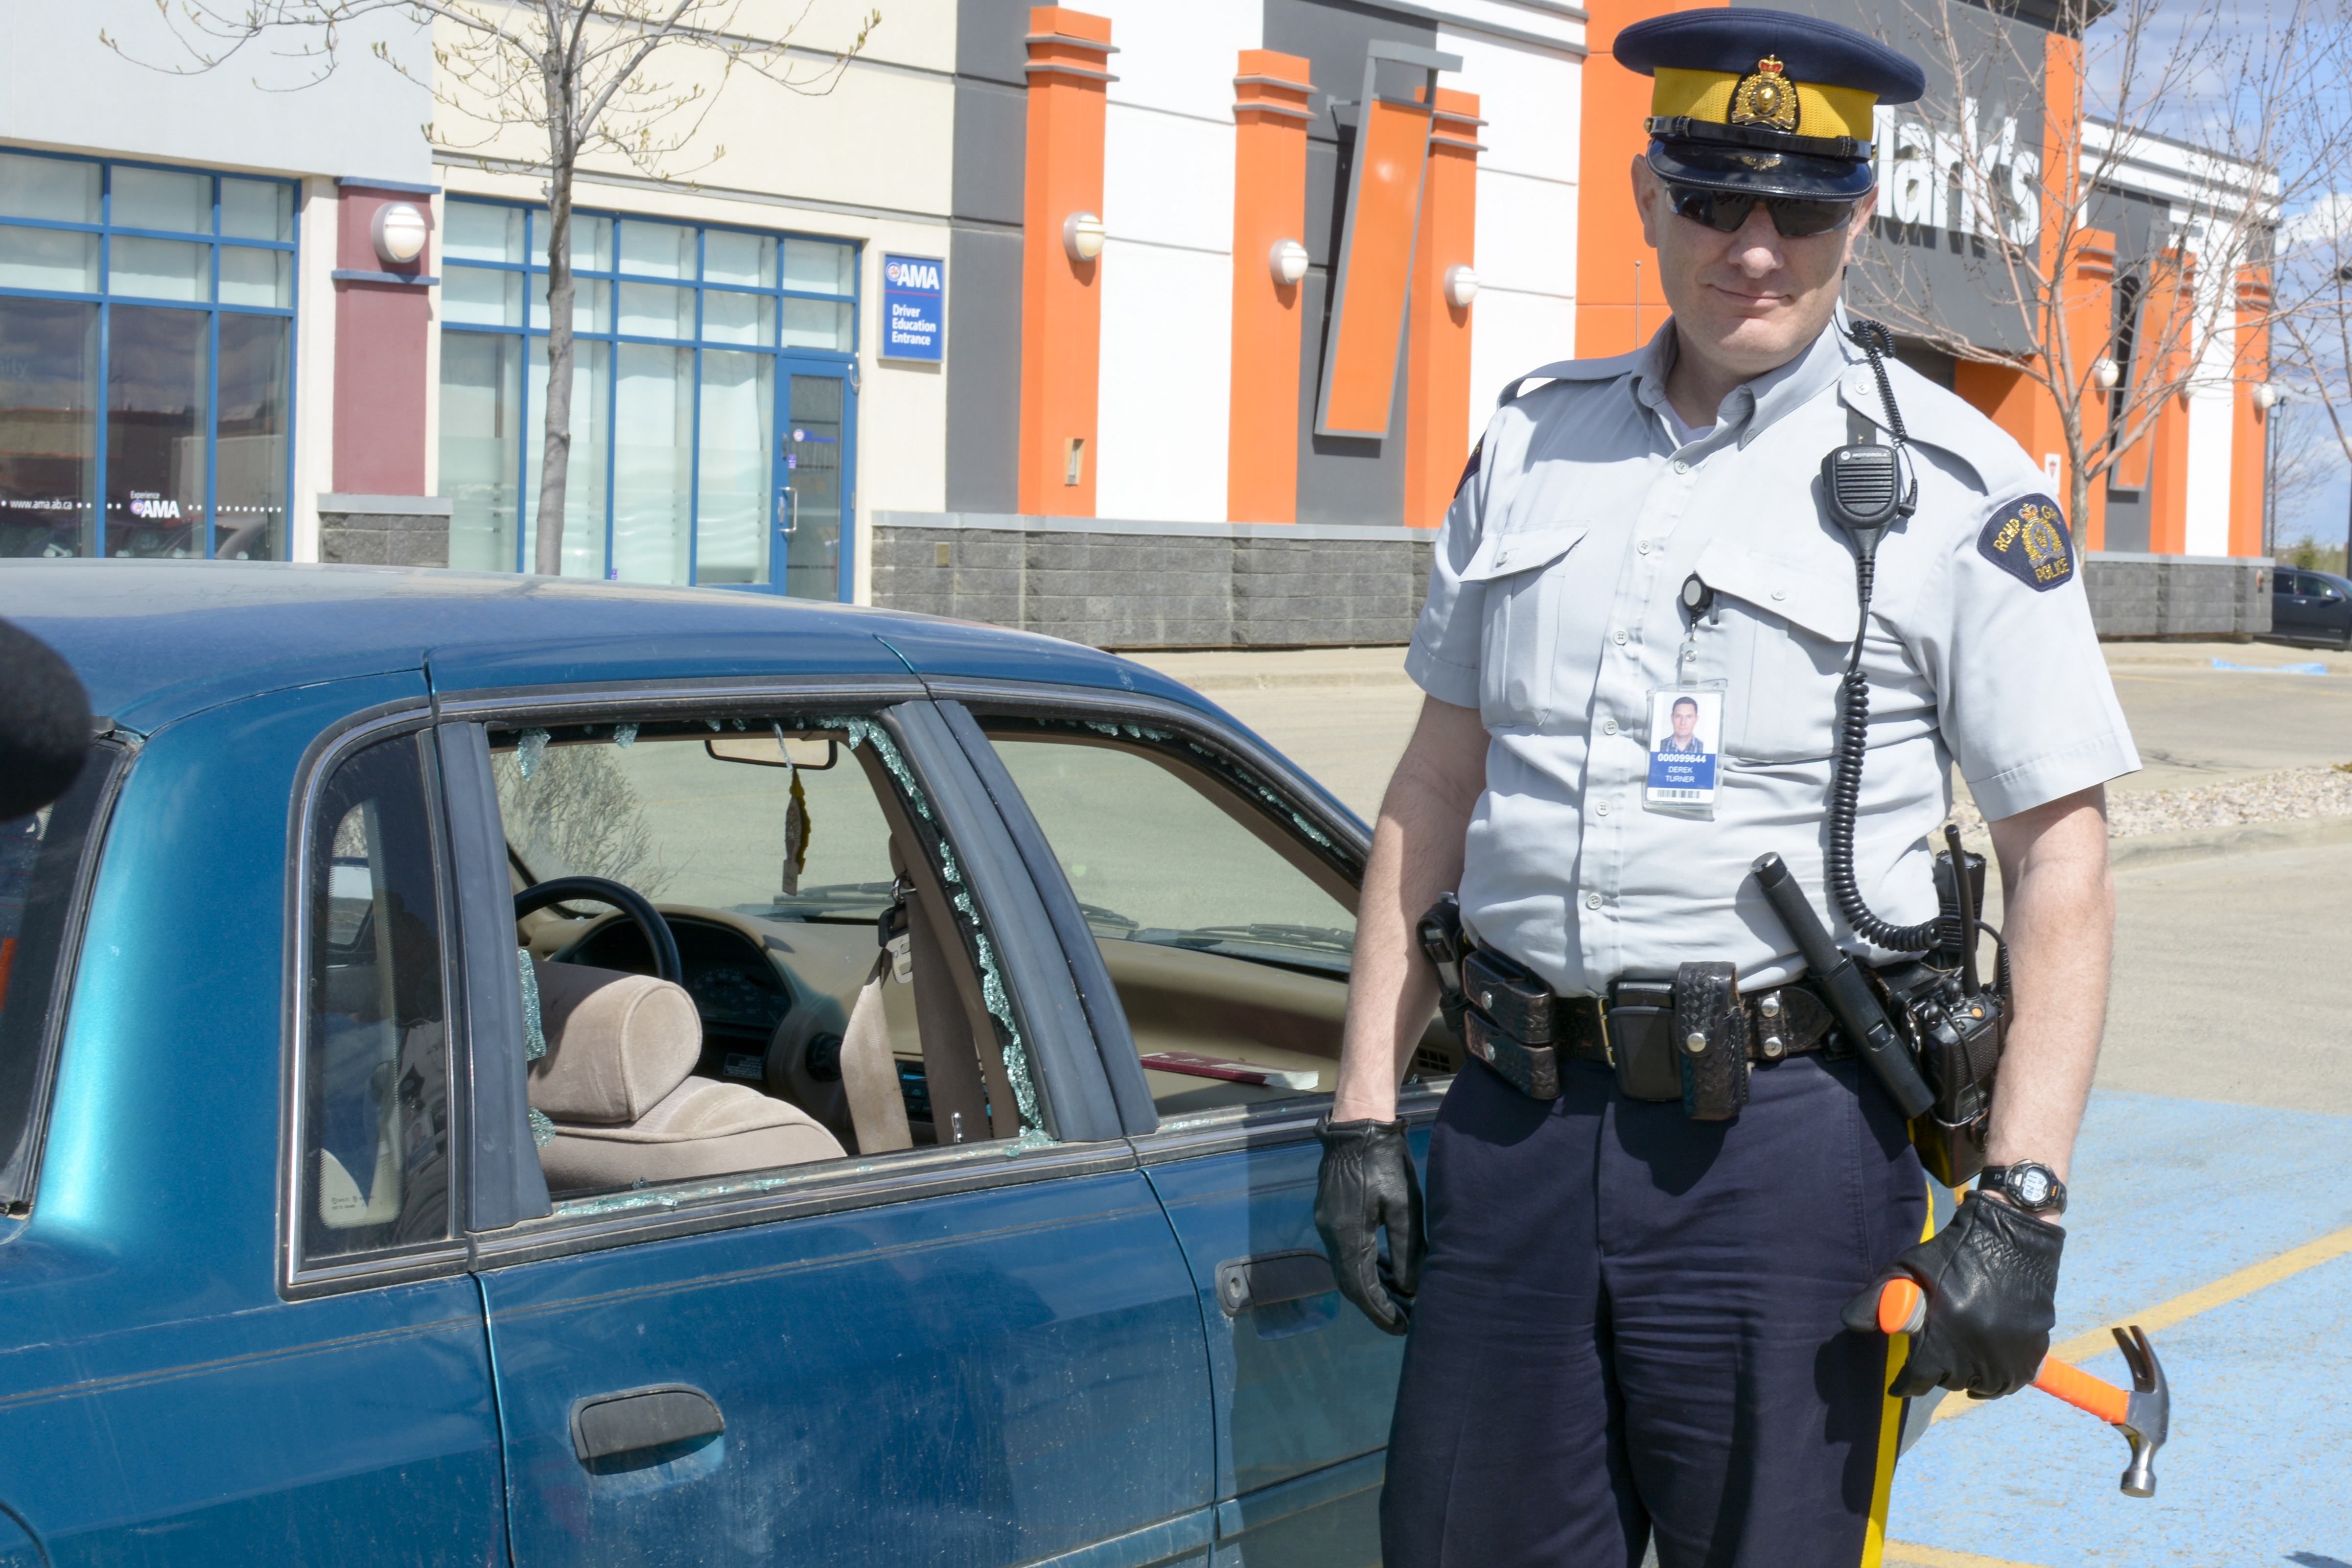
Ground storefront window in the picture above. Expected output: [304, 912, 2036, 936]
[0, 149, 296, 561]
[435, 199, 857, 597]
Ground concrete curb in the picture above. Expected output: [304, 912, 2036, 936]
[2108, 811, 2352, 870]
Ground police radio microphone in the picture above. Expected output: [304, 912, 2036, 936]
[1751, 853, 1936, 1120]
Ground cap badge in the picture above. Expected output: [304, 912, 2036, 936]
[1729, 55, 1799, 132]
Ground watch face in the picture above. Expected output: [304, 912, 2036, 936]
[2011, 1166, 2055, 1207]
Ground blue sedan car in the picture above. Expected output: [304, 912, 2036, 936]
[0, 562, 1455, 1568]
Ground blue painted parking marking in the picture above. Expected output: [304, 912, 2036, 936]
[1888, 1090, 2352, 1566]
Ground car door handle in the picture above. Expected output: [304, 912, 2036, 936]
[571, 1384, 726, 1464]
[1216, 1250, 1337, 1316]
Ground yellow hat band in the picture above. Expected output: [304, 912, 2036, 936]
[1651, 66, 1875, 143]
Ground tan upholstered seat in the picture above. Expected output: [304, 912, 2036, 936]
[530, 959, 844, 1191]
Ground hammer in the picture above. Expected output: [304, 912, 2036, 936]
[1877, 1278, 2170, 1497]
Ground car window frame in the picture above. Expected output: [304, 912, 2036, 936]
[417, 677, 1136, 1276]
[0, 732, 134, 1214]
[926, 677, 1455, 1154]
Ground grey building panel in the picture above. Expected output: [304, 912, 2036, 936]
[1264, 0, 1438, 151]
[1293, 271, 1409, 526]
[957, 0, 1037, 85]
[945, 226, 1024, 514]
[953, 79, 1027, 226]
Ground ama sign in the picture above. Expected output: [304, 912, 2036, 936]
[882, 253, 944, 362]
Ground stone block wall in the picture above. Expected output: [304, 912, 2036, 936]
[872, 514, 1434, 648]
[2082, 553, 2271, 639]
[318, 493, 453, 567]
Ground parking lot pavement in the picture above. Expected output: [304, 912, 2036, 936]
[1133, 642, 2352, 1566]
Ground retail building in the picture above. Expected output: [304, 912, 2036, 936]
[0, 0, 2273, 641]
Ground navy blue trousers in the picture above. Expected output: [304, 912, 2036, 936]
[1381, 1051, 1928, 1568]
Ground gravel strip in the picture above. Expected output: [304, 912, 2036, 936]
[1948, 764, 2352, 842]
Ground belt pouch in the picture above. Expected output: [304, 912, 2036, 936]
[1462, 948, 1555, 1044]
[1607, 980, 1681, 1102]
[1462, 1007, 1562, 1100]
[1673, 961, 1750, 1122]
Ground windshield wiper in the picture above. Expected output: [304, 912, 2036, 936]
[1164, 922, 1355, 953]
[1075, 901, 1139, 931]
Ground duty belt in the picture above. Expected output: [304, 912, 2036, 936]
[1455, 943, 1840, 1105]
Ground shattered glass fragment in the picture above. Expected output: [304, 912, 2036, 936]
[518, 948, 546, 1060]
[529, 1107, 556, 1148]
[613, 723, 638, 749]
[515, 728, 550, 778]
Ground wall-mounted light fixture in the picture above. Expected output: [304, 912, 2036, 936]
[371, 201, 430, 266]
[1443, 264, 1479, 309]
[1063, 212, 1105, 263]
[2252, 381, 2286, 411]
[1268, 238, 1309, 287]
[2091, 355, 2121, 391]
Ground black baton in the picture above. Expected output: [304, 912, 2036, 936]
[1751, 853, 1935, 1119]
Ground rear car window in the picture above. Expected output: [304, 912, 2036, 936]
[0, 740, 125, 1208]
[300, 732, 454, 1261]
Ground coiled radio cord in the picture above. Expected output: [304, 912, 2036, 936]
[1826, 320, 1945, 956]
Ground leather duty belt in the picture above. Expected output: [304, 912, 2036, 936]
[1456, 948, 1838, 1104]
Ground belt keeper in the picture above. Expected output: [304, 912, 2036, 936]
[1758, 991, 1786, 1059]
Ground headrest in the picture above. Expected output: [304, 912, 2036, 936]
[528, 960, 702, 1124]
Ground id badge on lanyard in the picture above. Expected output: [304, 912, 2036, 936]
[1643, 680, 1726, 819]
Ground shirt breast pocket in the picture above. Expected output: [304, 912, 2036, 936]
[1693, 541, 1859, 764]
[1460, 525, 1586, 723]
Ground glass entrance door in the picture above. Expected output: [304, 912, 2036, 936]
[779, 364, 850, 601]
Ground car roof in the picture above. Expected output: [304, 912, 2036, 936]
[0, 561, 1217, 733]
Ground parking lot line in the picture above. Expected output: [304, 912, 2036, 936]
[1931, 1218, 2352, 1426]
[1886, 1544, 2055, 1568]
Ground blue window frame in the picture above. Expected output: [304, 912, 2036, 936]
[436, 198, 859, 599]
[0, 147, 299, 562]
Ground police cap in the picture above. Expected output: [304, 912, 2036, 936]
[1614, 8, 1925, 201]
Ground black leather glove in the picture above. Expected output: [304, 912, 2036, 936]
[1314, 1114, 1425, 1336]
[1844, 1192, 2065, 1399]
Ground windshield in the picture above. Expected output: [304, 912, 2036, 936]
[492, 723, 898, 922]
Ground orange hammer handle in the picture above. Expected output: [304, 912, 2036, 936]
[2032, 1354, 2130, 1424]
[1873, 1278, 2130, 1425]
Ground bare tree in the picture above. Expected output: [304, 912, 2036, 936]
[2270, 198, 2352, 564]
[113, 0, 878, 575]
[1856, 0, 2352, 535]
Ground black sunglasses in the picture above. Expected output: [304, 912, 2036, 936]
[1665, 183, 1858, 239]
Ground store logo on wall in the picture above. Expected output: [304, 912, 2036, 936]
[881, 253, 944, 363]
[1873, 100, 2041, 247]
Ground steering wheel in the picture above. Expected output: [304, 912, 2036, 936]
[514, 875, 684, 985]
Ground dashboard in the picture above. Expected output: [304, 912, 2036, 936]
[568, 916, 791, 1037]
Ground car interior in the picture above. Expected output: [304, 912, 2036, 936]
[486, 707, 1458, 1201]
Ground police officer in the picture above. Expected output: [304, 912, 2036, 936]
[1314, 9, 2140, 1563]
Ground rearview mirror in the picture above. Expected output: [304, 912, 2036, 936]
[706, 735, 838, 769]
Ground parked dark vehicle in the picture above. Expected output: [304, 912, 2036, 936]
[2270, 566, 2352, 648]
[0, 561, 1460, 1568]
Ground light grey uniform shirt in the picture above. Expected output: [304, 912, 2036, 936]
[1406, 311, 2140, 995]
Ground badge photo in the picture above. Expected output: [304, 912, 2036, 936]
[1644, 685, 1724, 817]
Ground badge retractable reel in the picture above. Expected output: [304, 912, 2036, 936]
[1751, 319, 2008, 1184]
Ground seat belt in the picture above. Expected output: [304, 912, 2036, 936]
[838, 945, 913, 1155]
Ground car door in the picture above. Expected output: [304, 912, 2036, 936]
[933, 689, 1455, 1568]
[2273, 569, 2316, 638]
[437, 687, 1214, 1568]
[2312, 573, 2352, 642]
[0, 681, 507, 1568]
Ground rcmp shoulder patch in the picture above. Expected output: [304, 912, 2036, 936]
[1977, 494, 2074, 592]
[1454, 438, 1483, 498]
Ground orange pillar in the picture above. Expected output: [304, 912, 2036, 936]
[1403, 90, 1483, 530]
[1577, 0, 1723, 357]
[1226, 50, 1313, 525]
[1018, 8, 1113, 516]
[2062, 231, 2115, 549]
[2140, 250, 2195, 555]
[2231, 266, 2273, 558]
